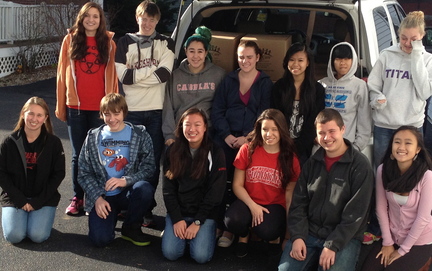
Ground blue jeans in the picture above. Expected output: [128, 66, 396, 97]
[424, 119, 432, 156]
[373, 126, 397, 170]
[162, 215, 217, 264]
[88, 181, 155, 247]
[126, 110, 163, 189]
[2, 206, 56, 243]
[278, 235, 361, 271]
[67, 108, 103, 199]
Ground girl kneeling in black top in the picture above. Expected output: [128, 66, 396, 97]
[162, 108, 227, 263]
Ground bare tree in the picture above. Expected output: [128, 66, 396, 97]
[13, 3, 79, 73]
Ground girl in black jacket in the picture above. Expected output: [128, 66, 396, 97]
[162, 108, 226, 263]
[0, 97, 65, 243]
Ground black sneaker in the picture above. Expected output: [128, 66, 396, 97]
[142, 211, 156, 228]
[236, 242, 248, 258]
[267, 243, 282, 257]
[121, 223, 151, 246]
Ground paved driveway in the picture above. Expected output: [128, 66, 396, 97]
[0, 79, 276, 271]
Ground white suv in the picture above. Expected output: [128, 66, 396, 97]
[172, 0, 406, 162]
[172, 0, 405, 79]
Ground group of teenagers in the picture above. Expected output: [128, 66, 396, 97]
[0, 0, 431, 270]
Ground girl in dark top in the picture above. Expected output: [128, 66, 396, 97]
[271, 42, 325, 166]
[0, 97, 65, 243]
[211, 40, 272, 246]
[162, 108, 226, 264]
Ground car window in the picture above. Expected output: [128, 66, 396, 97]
[182, 5, 355, 79]
[387, 4, 405, 39]
[373, 6, 393, 52]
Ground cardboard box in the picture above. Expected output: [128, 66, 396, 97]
[210, 31, 245, 72]
[241, 34, 292, 81]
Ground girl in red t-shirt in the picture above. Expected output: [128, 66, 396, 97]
[224, 108, 300, 258]
[56, 2, 118, 216]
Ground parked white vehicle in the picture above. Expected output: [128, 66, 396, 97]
[172, 0, 407, 162]
[173, 0, 405, 75]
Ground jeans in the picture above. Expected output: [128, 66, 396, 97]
[2, 206, 56, 243]
[424, 119, 432, 156]
[88, 180, 155, 247]
[162, 215, 217, 264]
[373, 126, 397, 170]
[126, 110, 163, 189]
[67, 108, 103, 199]
[278, 235, 361, 271]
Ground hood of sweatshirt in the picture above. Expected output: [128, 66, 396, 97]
[326, 42, 358, 82]
[126, 31, 157, 49]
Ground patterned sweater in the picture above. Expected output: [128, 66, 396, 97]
[78, 122, 155, 212]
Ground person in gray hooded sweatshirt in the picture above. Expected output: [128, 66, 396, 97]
[320, 42, 371, 151]
[162, 26, 226, 146]
[369, 11, 432, 170]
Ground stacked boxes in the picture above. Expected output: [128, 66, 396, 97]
[210, 31, 244, 72]
[210, 31, 292, 81]
[241, 34, 292, 81]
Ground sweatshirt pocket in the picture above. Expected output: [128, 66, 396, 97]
[330, 177, 347, 203]
[410, 98, 424, 116]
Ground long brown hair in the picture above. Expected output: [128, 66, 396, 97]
[14, 96, 53, 134]
[247, 109, 296, 188]
[166, 108, 211, 180]
[69, 2, 109, 64]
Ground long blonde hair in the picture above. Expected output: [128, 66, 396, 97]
[399, 11, 425, 36]
[14, 97, 53, 134]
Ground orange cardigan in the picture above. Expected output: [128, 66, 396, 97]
[55, 31, 118, 121]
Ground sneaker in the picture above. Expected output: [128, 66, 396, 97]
[267, 243, 282, 257]
[218, 235, 234, 248]
[236, 242, 248, 258]
[65, 197, 83, 215]
[117, 210, 127, 220]
[142, 212, 156, 228]
[362, 232, 381, 245]
[121, 224, 151, 246]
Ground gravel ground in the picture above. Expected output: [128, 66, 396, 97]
[0, 66, 57, 87]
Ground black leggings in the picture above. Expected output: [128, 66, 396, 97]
[361, 240, 432, 271]
[224, 199, 286, 241]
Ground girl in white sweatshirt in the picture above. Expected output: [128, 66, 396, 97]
[369, 11, 432, 169]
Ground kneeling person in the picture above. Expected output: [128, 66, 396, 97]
[162, 108, 226, 264]
[279, 109, 374, 271]
[78, 93, 156, 247]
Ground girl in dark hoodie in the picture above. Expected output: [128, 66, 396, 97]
[0, 97, 65, 243]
